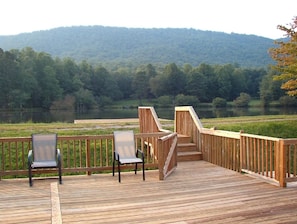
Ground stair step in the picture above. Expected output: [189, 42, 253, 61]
[177, 134, 191, 144]
[177, 134, 202, 162]
[177, 143, 197, 152]
[178, 151, 203, 162]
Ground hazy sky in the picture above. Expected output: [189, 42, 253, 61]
[1, 0, 296, 39]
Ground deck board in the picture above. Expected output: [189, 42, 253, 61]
[1, 161, 297, 223]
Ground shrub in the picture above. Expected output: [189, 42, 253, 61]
[233, 93, 251, 107]
[279, 95, 297, 107]
[175, 94, 199, 107]
[157, 95, 173, 107]
[212, 97, 227, 108]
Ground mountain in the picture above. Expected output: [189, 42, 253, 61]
[0, 26, 276, 68]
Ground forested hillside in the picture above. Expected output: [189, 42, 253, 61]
[0, 26, 275, 68]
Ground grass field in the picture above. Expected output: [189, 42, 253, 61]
[0, 114, 296, 138]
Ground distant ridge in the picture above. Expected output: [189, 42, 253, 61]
[0, 26, 275, 68]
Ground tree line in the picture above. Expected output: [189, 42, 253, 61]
[0, 47, 294, 111]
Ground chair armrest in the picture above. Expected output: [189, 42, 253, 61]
[28, 150, 33, 165]
[137, 149, 144, 160]
[114, 151, 120, 160]
[56, 148, 61, 162]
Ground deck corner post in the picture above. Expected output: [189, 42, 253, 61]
[279, 139, 287, 187]
[239, 131, 244, 172]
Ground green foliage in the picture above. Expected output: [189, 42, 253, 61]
[175, 94, 199, 107]
[270, 16, 297, 96]
[97, 96, 113, 108]
[0, 26, 274, 68]
[1, 115, 296, 138]
[185, 68, 208, 102]
[269, 17, 297, 96]
[157, 95, 173, 107]
[163, 63, 186, 96]
[212, 97, 227, 108]
[279, 95, 297, 106]
[50, 95, 75, 110]
[0, 47, 292, 111]
[75, 88, 96, 110]
[213, 120, 297, 138]
[233, 93, 251, 107]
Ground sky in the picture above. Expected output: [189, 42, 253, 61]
[1, 0, 296, 39]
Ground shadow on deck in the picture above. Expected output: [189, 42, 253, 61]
[1, 161, 297, 224]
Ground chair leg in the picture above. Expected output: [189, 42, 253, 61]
[112, 159, 115, 176]
[28, 166, 32, 187]
[135, 163, 138, 174]
[142, 162, 145, 181]
[58, 165, 62, 184]
[118, 162, 121, 183]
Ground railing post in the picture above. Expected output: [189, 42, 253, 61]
[239, 130, 245, 172]
[157, 138, 164, 180]
[279, 140, 287, 187]
[86, 138, 91, 176]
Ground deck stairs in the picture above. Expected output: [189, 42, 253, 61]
[177, 134, 203, 162]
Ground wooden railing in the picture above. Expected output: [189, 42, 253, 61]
[158, 132, 178, 180]
[2, 106, 296, 187]
[138, 106, 170, 133]
[138, 106, 177, 180]
[240, 133, 280, 184]
[201, 128, 241, 172]
[0, 133, 168, 180]
[175, 106, 204, 152]
[174, 106, 297, 187]
[279, 139, 297, 187]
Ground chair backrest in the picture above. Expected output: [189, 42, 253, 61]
[32, 133, 57, 162]
[114, 130, 136, 159]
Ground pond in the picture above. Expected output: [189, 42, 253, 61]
[0, 106, 296, 123]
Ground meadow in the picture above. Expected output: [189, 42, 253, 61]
[0, 114, 296, 138]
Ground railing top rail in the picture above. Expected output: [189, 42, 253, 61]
[159, 132, 177, 141]
[0, 132, 167, 143]
[201, 128, 241, 139]
[280, 138, 297, 145]
[0, 137, 31, 141]
[241, 133, 281, 141]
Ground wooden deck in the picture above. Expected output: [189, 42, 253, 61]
[1, 161, 297, 224]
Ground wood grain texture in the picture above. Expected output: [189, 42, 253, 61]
[1, 161, 297, 223]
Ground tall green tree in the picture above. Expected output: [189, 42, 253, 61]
[112, 68, 133, 99]
[230, 68, 248, 100]
[0, 49, 15, 107]
[269, 16, 297, 96]
[214, 64, 233, 100]
[163, 63, 186, 96]
[55, 57, 81, 95]
[197, 63, 217, 101]
[90, 66, 121, 102]
[31, 52, 62, 108]
[149, 74, 167, 97]
[185, 68, 207, 102]
[40, 65, 63, 108]
[244, 68, 266, 98]
[132, 71, 150, 101]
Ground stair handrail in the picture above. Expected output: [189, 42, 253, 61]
[138, 106, 171, 133]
